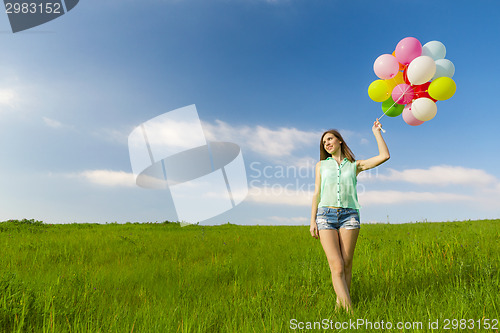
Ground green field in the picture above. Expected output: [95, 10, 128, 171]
[0, 219, 498, 332]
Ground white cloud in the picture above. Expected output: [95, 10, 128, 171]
[246, 185, 475, 208]
[359, 165, 500, 207]
[247, 185, 313, 206]
[201, 119, 364, 164]
[291, 156, 317, 170]
[476, 182, 500, 208]
[143, 117, 206, 152]
[268, 216, 309, 224]
[92, 127, 131, 144]
[42, 116, 77, 130]
[0, 89, 18, 109]
[43, 117, 64, 129]
[250, 125, 318, 158]
[202, 119, 322, 160]
[377, 165, 498, 187]
[111, 118, 358, 166]
[76, 170, 136, 187]
[359, 190, 473, 206]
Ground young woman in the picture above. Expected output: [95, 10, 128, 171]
[310, 119, 390, 312]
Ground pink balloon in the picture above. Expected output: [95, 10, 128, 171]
[395, 37, 422, 66]
[402, 104, 424, 126]
[392, 83, 414, 105]
[373, 54, 400, 79]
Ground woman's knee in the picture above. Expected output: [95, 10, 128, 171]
[328, 258, 345, 276]
[343, 257, 354, 271]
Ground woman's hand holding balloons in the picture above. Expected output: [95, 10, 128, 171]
[373, 118, 385, 134]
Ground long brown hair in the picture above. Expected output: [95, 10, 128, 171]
[320, 129, 355, 162]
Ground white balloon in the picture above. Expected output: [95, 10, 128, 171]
[433, 59, 455, 80]
[422, 41, 446, 60]
[411, 97, 437, 121]
[407, 56, 436, 85]
[406, 56, 436, 85]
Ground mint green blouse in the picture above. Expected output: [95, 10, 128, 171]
[318, 157, 360, 209]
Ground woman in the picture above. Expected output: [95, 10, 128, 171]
[310, 119, 390, 312]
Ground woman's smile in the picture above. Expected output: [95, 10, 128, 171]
[323, 133, 340, 153]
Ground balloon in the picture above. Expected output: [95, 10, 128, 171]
[411, 97, 437, 121]
[373, 54, 400, 79]
[384, 71, 405, 92]
[407, 56, 436, 85]
[402, 66, 410, 84]
[368, 38, 455, 127]
[368, 80, 391, 102]
[395, 37, 422, 65]
[381, 96, 404, 117]
[421, 41, 446, 60]
[392, 83, 414, 105]
[413, 82, 437, 102]
[433, 59, 455, 79]
[428, 77, 456, 100]
[392, 51, 405, 71]
[402, 103, 424, 126]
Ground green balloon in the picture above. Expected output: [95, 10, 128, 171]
[381, 96, 404, 117]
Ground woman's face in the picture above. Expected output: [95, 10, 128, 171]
[323, 133, 341, 155]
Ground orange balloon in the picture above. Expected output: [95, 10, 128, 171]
[392, 51, 405, 71]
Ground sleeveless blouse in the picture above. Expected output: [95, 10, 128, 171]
[318, 157, 360, 209]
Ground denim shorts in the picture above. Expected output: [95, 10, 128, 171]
[316, 207, 360, 231]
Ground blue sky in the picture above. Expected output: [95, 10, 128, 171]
[0, 0, 499, 225]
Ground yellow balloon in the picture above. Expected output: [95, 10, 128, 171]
[368, 80, 391, 102]
[385, 71, 405, 91]
[428, 77, 456, 100]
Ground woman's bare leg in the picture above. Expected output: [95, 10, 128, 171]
[319, 229, 352, 311]
[339, 228, 360, 292]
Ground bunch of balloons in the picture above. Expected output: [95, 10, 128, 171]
[368, 37, 456, 126]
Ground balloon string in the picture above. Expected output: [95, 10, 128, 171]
[376, 84, 412, 133]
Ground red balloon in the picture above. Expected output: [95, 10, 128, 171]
[402, 66, 410, 85]
[413, 82, 437, 102]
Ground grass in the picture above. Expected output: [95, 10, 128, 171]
[0, 218, 498, 332]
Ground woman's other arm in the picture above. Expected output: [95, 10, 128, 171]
[310, 161, 321, 238]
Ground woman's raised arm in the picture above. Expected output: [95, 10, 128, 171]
[356, 119, 390, 174]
